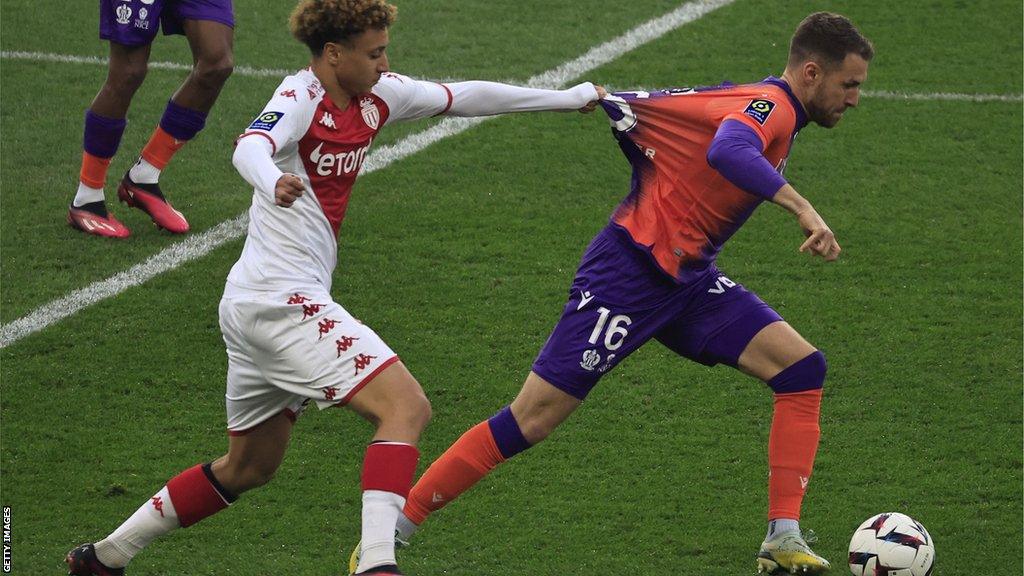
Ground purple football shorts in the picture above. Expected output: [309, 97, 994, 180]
[532, 225, 783, 399]
[100, 0, 234, 46]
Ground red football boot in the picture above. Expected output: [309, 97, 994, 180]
[117, 173, 190, 234]
[67, 203, 130, 238]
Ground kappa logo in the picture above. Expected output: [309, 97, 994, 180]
[115, 4, 132, 24]
[431, 492, 445, 504]
[580, 349, 602, 371]
[151, 496, 165, 517]
[360, 97, 380, 129]
[800, 476, 809, 490]
[318, 111, 336, 129]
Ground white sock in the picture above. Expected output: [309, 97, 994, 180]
[357, 490, 404, 572]
[395, 512, 418, 543]
[128, 157, 160, 184]
[73, 183, 105, 207]
[766, 518, 800, 540]
[94, 486, 180, 568]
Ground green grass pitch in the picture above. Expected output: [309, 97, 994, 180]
[1, 1, 1021, 574]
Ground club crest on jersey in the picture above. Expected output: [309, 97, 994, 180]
[743, 99, 776, 125]
[115, 4, 132, 24]
[248, 111, 284, 131]
[360, 97, 380, 130]
[580, 349, 602, 371]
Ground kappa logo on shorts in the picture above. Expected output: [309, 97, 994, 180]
[248, 111, 285, 132]
[323, 387, 339, 401]
[287, 293, 311, 305]
[354, 353, 377, 375]
[317, 318, 342, 339]
[335, 335, 360, 356]
[743, 99, 776, 125]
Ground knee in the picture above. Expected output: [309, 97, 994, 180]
[192, 53, 234, 89]
[382, 390, 432, 434]
[221, 459, 279, 493]
[106, 63, 148, 95]
[512, 407, 557, 445]
[766, 350, 827, 394]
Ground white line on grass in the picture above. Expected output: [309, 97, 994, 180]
[0, 0, 737, 349]
[862, 89, 1023, 103]
[5, 50, 1023, 103]
[0, 50, 295, 79]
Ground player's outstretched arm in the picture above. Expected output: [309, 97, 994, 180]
[444, 80, 602, 117]
[772, 184, 841, 261]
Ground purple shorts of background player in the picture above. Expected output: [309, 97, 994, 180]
[99, 0, 234, 47]
[532, 225, 783, 399]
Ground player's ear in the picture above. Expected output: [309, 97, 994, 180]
[802, 60, 823, 85]
[324, 42, 343, 65]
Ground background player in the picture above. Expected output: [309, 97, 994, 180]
[67, 0, 235, 238]
[396, 12, 873, 575]
[65, 1, 601, 575]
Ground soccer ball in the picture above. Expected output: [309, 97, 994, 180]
[848, 512, 935, 576]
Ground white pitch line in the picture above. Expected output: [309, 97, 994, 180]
[0, 50, 295, 79]
[0, 0, 737, 349]
[862, 89, 1023, 103]
[5, 50, 1022, 104]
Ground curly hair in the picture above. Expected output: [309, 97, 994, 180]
[290, 0, 397, 55]
[789, 12, 874, 69]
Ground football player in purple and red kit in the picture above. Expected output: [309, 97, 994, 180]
[65, 1, 603, 575]
[67, 0, 235, 238]
[396, 13, 873, 574]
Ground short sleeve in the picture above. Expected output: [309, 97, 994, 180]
[371, 72, 452, 125]
[239, 77, 316, 155]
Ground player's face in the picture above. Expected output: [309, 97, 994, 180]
[807, 53, 869, 128]
[331, 27, 391, 96]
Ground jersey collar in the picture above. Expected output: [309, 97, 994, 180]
[763, 76, 808, 131]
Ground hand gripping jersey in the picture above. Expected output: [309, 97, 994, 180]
[600, 78, 808, 283]
[228, 70, 452, 293]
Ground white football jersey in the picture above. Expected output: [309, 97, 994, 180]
[227, 69, 451, 294]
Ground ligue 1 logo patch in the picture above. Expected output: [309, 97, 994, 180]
[248, 111, 284, 131]
[743, 99, 776, 125]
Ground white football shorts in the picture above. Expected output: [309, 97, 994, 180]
[218, 289, 398, 435]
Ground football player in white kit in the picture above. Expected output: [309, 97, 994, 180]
[65, 1, 604, 575]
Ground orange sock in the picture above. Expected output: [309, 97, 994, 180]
[79, 151, 113, 189]
[140, 126, 186, 170]
[767, 388, 822, 520]
[403, 421, 506, 525]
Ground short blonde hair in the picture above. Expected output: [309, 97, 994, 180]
[290, 0, 397, 55]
